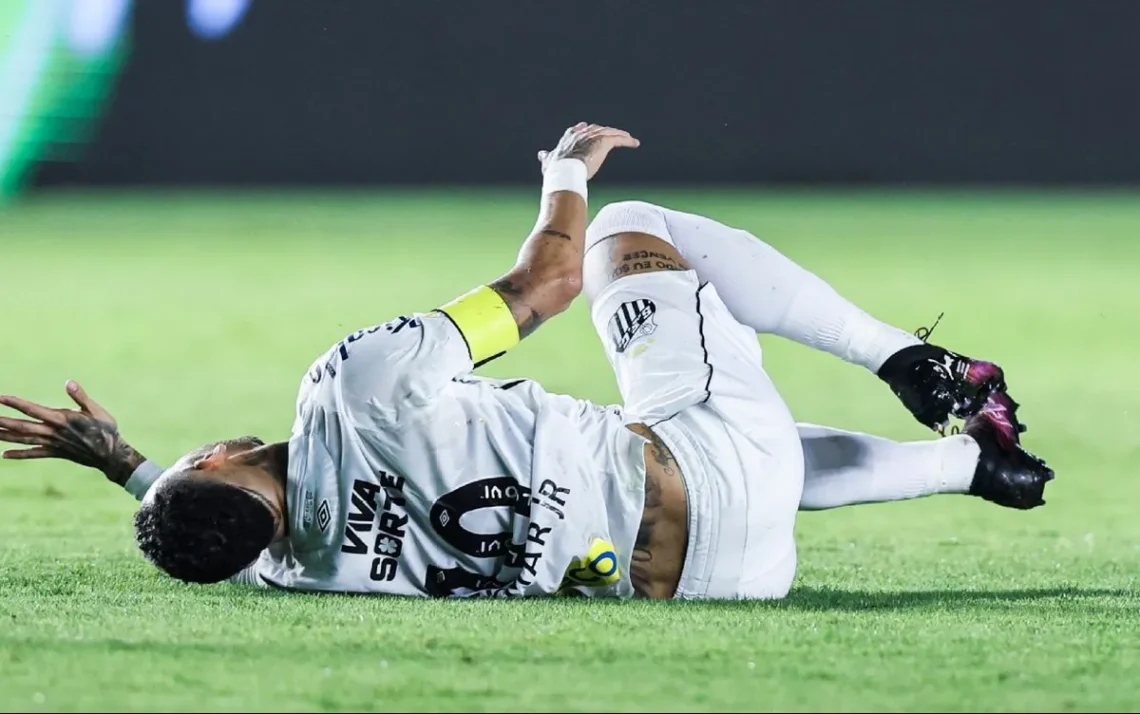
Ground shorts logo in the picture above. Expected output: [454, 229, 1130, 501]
[316, 499, 331, 533]
[609, 299, 657, 353]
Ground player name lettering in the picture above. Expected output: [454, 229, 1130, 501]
[514, 478, 570, 589]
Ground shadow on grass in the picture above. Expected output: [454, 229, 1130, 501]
[219, 583, 1134, 614]
[774, 585, 1133, 612]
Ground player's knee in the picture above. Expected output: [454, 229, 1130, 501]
[583, 209, 689, 302]
[586, 200, 675, 254]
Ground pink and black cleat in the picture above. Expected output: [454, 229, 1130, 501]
[876, 342, 1009, 433]
[968, 390, 1027, 452]
[962, 391, 1054, 510]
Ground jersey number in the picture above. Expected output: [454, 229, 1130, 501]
[423, 476, 530, 597]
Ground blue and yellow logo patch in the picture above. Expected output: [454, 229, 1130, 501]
[560, 538, 621, 589]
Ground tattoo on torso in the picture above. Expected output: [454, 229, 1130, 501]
[631, 428, 678, 598]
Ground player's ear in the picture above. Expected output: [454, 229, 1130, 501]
[192, 444, 228, 471]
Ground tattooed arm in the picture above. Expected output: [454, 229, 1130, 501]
[490, 190, 588, 339]
[0, 381, 147, 487]
[489, 123, 640, 339]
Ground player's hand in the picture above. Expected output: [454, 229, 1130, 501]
[538, 122, 640, 179]
[0, 381, 146, 486]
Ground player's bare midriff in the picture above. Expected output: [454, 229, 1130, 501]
[625, 423, 688, 599]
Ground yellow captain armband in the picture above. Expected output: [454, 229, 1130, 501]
[437, 285, 520, 364]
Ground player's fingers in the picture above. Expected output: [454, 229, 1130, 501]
[606, 134, 641, 149]
[65, 380, 112, 422]
[0, 429, 51, 447]
[1, 447, 54, 460]
[589, 128, 640, 149]
[575, 126, 616, 143]
[0, 417, 54, 437]
[537, 150, 549, 163]
[595, 126, 631, 137]
[589, 134, 640, 154]
[584, 125, 630, 137]
[0, 395, 67, 426]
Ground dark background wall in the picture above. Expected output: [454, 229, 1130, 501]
[32, 0, 1140, 188]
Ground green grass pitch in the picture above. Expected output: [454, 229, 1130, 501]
[1, 188, 1138, 712]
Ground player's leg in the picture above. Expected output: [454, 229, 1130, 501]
[797, 425, 978, 510]
[585, 228, 805, 601]
[798, 392, 1053, 511]
[587, 200, 919, 372]
[583, 233, 794, 430]
[586, 201, 1014, 436]
[583, 229, 802, 444]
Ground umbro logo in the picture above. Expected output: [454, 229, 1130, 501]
[316, 499, 331, 533]
[609, 299, 658, 353]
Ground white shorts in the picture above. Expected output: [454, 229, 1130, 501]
[590, 269, 806, 600]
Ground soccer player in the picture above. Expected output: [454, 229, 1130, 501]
[0, 123, 1054, 600]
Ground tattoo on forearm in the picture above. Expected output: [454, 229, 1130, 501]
[60, 418, 145, 485]
[610, 250, 687, 282]
[540, 228, 572, 241]
[489, 277, 547, 340]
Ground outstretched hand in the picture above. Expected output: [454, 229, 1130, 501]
[537, 122, 640, 179]
[0, 381, 145, 486]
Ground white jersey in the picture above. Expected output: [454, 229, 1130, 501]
[123, 247, 809, 601]
[127, 313, 649, 598]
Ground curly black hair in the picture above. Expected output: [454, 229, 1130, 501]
[134, 478, 276, 584]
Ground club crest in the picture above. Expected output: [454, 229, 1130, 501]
[609, 299, 658, 353]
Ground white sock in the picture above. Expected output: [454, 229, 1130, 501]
[586, 201, 922, 373]
[796, 424, 980, 511]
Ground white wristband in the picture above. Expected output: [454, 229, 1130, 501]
[541, 158, 588, 202]
[124, 460, 166, 501]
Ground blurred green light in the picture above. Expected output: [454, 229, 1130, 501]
[0, 0, 129, 199]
